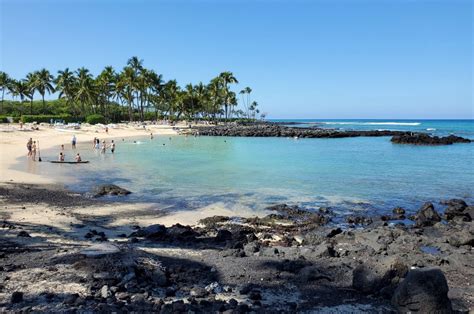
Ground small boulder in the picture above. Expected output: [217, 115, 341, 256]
[11, 291, 23, 303]
[415, 203, 441, 227]
[17, 231, 31, 237]
[130, 224, 166, 238]
[94, 184, 131, 197]
[392, 268, 452, 313]
[352, 257, 408, 295]
[392, 207, 406, 215]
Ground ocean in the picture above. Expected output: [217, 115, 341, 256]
[23, 119, 474, 220]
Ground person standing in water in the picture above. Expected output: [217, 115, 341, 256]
[150, 132, 154, 139]
[110, 140, 115, 153]
[72, 135, 77, 149]
[31, 141, 37, 161]
[27, 138, 33, 157]
[101, 140, 107, 153]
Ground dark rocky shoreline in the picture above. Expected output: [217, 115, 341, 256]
[190, 123, 472, 145]
[0, 183, 473, 312]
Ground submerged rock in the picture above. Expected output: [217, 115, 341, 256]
[391, 268, 452, 313]
[94, 184, 131, 197]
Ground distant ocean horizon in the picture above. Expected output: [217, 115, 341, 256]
[18, 118, 474, 222]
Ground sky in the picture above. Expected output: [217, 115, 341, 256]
[0, 0, 472, 119]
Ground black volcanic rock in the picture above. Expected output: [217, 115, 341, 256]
[392, 268, 452, 313]
[192, 123, 409, 139]
[391, 133, 471, 145]
[94, 184, 131, 197]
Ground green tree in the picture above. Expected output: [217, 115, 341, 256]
[75, 67, 96, 115]
[35, 69, 55, 113]
[25, 72, 38, 114]
[55, 68, 77, 115]
[0, 71, 11, 114]
[12, 80, 30, 115]
[218, 71, 238, 121]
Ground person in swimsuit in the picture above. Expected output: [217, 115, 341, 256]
[59, 152, 65, 161]
[101, 140, 106, 153]
[31, 141, 37, 161]
[27, 138, 33, 157]
[75, 153, 82, 162]
[111, 140, 115, 153]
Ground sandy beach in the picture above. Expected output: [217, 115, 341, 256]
[0, 123, 473, 312]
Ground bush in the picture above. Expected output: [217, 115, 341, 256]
[86, 114, 105, 125]
[0, 115, 9, 123]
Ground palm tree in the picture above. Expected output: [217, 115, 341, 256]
[75, 67, 95, 115]
[218, 72, 238, 121]
[12, 80, 30, 115]
[117, 66, 136, 121]
[0, 71, 10, 114]
[35, 69, 55, 113]
[25, 72, 38, 114]
[239, 87, 252, 119]
[96, 66, 116, 120]
[208, 77, 222, 123]
[55, 68, 77, 116]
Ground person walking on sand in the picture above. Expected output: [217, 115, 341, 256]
[27, 138, 33, 157]
[72, 135, 77, 149]
[105, 126, 109, 134]
[110, 140, 115, 153]
[61, 144, 65, 151]
[75, 153, 82, 162]
[31, 141, 37, 161]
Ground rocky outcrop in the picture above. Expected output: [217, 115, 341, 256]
[352, 257, 408, 295]
[193, 124, 409, 139]
[94, 184, 131, 197]
[414, 202, 441, 227]
[442, 199, 472, 222]
[392, 268, 453, 313]
[391, 133, 471, 145]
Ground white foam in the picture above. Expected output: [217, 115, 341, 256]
[426, 128, 436, 131]
[321, 122, 421, 126]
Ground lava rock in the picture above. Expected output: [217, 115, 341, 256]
[352, 257, 408, 295]
[94, 184, 131, 197]
[11, 291, 23, 303]
[391, 268, 452, 313]
[391, 133, 471, 145]
[17, 231, 31, 237]
[130, 224, 166, 238]
[415, 202, 441, 227]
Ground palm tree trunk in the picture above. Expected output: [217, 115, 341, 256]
[1, 89, 4, 114]
[42, 94, 45, 114]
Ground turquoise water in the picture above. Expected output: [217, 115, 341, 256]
[23, 120, 474, 219]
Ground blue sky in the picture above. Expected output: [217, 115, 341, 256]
[1, 0, 472, 119]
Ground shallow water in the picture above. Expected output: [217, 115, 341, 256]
[19, 119, 474, 219]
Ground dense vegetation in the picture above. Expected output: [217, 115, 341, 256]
[0, 57, 263, 123]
